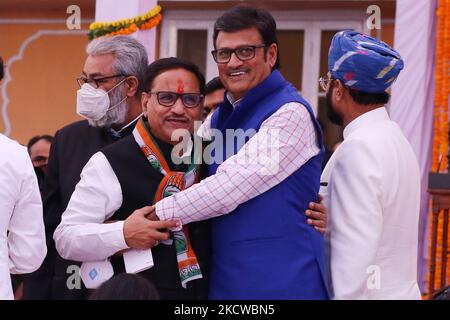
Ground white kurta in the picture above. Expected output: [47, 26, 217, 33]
[321, 108, 421, 300]
[0, 134, 46, 300]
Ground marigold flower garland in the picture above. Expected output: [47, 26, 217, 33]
[88, 5, 162, 40]
[428, 0, 450, 298]
[432, 0, 450, 172]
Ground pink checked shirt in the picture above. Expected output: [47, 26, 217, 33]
[155, 100, 320, 225]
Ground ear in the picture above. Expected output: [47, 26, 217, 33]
[334, 79, 345, 102]
[141, 92, 149, 117]
[267, 43, 278, 68]
[125, 76, 139, 97]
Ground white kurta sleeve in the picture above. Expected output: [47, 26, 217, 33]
[54, 152, 128, 262]
[327, 139, 383, 299]
[8, 154, 46, 274]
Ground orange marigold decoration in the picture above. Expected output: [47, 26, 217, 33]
[428, 0, 450, 298]
[88, 5, 162, 40]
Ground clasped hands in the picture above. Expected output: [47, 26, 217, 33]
[123, 206, 174, 249]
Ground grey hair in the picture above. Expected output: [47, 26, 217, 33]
[86, 35, 148, 95]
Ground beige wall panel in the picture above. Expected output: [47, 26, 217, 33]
[1, 23, 90, 144]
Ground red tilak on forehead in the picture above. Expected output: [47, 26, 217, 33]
[177, 80, 184, 94]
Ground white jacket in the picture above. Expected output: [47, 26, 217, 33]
[0, 134, 46, 299]
[321, 108, 421, 300]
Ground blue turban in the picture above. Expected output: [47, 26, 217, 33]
[328, 30, 404, 93]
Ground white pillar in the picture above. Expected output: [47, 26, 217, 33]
[95, 0, 157, 63]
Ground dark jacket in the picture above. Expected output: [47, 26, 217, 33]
[102, 134, 210, 300]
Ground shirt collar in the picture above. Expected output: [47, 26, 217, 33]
[343, 107, 389, 140]
[108, 113, 142, 138]
[226, 92, 243, 109]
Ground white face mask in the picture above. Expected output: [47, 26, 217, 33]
[76, 79, 127, 121]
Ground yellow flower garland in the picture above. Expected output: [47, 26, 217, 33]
[88, 5, 162, 40]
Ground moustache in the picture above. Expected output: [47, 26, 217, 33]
[227, 68, 250, 75]
[165, 116, 190, 123]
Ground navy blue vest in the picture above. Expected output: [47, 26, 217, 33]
[208, 70, 330, 299]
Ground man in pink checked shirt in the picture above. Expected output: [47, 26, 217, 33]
[149, 6, 330, 300]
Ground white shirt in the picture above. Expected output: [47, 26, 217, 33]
[54, 102, 320, 261]
[0, 134, 46, 300]
[54, 151, 128, 262]
[320, 108, 421, 300]
[54, 136, 195, 262]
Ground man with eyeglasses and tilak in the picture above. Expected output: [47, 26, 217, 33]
[145, 5, 330, 300]
[54, 57, 212, 300]
[23, 35, 150, 300]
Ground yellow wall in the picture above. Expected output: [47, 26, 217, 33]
[0, 6, 93, 145]
[0, 23, 91, 144]
[1, 1, 396, 145]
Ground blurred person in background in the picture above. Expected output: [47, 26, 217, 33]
[89, 273, 160, 300]
[203, 76, 225, 119]
[27, 135, 53, 194]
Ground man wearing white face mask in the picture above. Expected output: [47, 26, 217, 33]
[76, 73, 129, 128]
[23, 35, 148, 300]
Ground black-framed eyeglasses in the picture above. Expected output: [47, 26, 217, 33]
[147, 91, 204, 108]
[76, 74, 126, 88]
[318, 76, 333, 92]
[211, 44, 266, 64]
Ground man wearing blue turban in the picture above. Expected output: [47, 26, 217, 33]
[319, 30, 421, 299]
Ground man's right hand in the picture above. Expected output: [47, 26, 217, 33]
[123, 206, 179, 249]
[306, 194, 327, 234]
